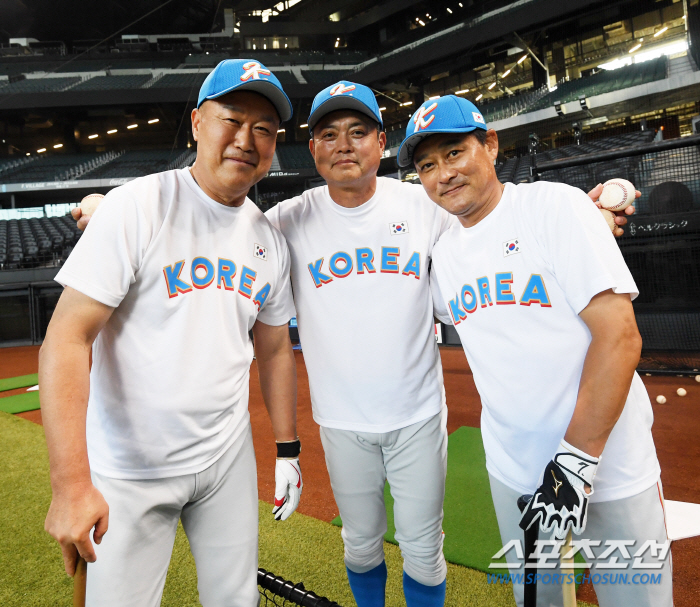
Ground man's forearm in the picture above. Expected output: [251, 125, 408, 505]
[565, 308, 641, 457]
[39, 337, 93, 490]
[256, 347, 297, 442]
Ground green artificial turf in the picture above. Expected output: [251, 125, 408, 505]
[332, 426, 509, 574]
[0, 391, 41, 414]
[0, 373, 38, 393]
[0, 411, 595, 606]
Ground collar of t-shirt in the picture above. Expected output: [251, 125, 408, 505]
[181, 167, 248, 215]
[321, 176, 386, 217]
[458, 181, 513, 236]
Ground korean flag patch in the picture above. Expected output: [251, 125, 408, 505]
[503, 238, 520, 257]
[391, 221, 409, 235]
[254, 243, 267, 260]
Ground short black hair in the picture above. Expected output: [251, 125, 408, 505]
[470, 129, 489, 146]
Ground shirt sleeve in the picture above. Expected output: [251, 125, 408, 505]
[537, 185, 639, 315]
[429, 262, 453, 324]
[264, 204, 281, 231]
[255, 233, 296, 326]
[55, 187, 150, 308]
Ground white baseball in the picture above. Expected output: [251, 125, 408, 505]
[655, 395, 666, 404]
[600, 209, 616, 232]
[598, 179, 635, 212]
[677, 388, 687, 397]
[80, 193, 104, 216]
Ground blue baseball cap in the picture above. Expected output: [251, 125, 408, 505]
[397, 95, 487, 167]
[197, 59, 293, 122]
[307, 81, 383, 132]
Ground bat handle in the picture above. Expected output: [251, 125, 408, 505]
[73, 555, 87, 607]
[562, 529, 577, 607]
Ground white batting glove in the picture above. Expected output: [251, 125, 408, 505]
[273, 458, 302, 521]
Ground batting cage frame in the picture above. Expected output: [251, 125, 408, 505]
[531, 133, 700, 375]
[258, 568, 342, 607]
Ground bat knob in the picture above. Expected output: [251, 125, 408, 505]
[517, 494, 533, 513]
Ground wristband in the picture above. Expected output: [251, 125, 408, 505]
[276, 439, 301, 459]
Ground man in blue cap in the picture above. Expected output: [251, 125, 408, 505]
[41, 59, 301, 606]
[398, 95, 671, 607]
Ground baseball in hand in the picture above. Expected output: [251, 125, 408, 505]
[677, 388, 687, 397]
[600, 209, 617, 232]
[655, 395, 666, 404]
[598, 179, 635, 212]
[79, 193, 104, 216]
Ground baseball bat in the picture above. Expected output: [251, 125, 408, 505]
[517, 495, 538, 607]
[561, 528, 577, 607]
[73, 555, 87, 607]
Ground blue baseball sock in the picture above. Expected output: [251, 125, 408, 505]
[403, 571, 446, 607]
[345, 561, 387, 607]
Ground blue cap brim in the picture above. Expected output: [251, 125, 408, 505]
[199, 80, 293, 122]
[397, 126, 479, 167]
[308, 96, 382, 131]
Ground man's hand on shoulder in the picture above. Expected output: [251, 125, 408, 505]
[71, 206, 92, 232]
[587, 182, 640, 238]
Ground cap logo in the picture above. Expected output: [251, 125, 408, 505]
[413, 102, 438, 131]
[330, 83, 356, 96]
[240, 61, 271, 81]
[472, 112, 485, 124]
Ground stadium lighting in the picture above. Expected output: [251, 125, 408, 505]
[88, 134, 99, 139]
[488, 82, 496, 89]
[418, 19, 425, 26]
[107, 129, 118, 134]
[300, 124, 308, 128]
[148, 118, 159, 124]
[458, 2, 463, 6]
[127, 124, 138, 129]
[53, 143, 63, 149]
[455, 88, 469, 94]
[502, 69, 511, 78]
[400, 101, 413, 106]
[429, 95, 439, 100]
[277, 129, 285, 133]
[447, 8, 452, 13]
[37, 148, 46, 153]
[379, 106, 386, 111]
[335, 40, 339, 48]
[26, 152, 30, 156]
[475, 94, 483, 101]
[518, 55, 527, 64]
[654, 26, 668, 38]
[629, 43, 642, 53]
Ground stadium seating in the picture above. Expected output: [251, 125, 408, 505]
[85, 150, 188, 179]
[71, 74, 153, 91]
[0, 215, 81, 270]
[276, 144, 315, 170]
[273, 71, 300, 85]
[526, 57, 668, 113]
[0, 77, 80, 94]
[150, 72, 209, 89]
[301, 70, 341, 85]
[0, 154, 104, 184]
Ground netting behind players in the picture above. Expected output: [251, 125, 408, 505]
[534, 135, 700, 374]
[258, 568, 342, 607]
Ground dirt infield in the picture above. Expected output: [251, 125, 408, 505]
[2, 344, 699, 606]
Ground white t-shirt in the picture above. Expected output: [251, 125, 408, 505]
[430, 181, 660, 503]
[266, 177, 455, 432]
[56, 168, 295, 480]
